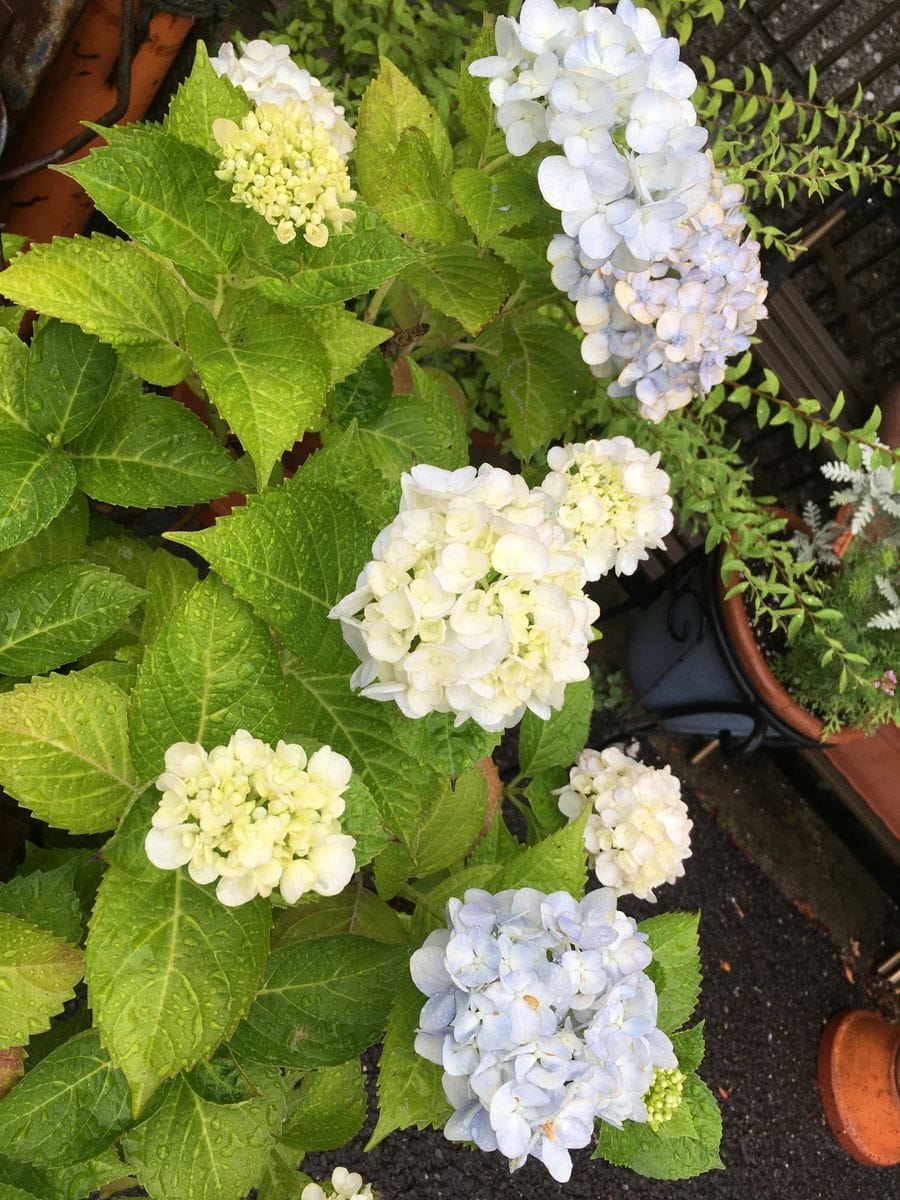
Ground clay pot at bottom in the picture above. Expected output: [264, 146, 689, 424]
[817, 1009, 900, 1167]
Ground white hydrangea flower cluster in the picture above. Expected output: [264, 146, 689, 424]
[212, 102, 356, 246]
[144, 730, 357, 908]
[329, 464, 599, 733]
[550, 165, 768, 421]
[211, 39, 355, 157]
[301, 1168, 376, 1200]
[557, 746, 692, 901]
[541, 436, 673, 577]
[470, 0, 768, 421]
[410, 886, 677, 1182]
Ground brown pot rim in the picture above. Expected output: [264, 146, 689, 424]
[718, 509, 864, 746]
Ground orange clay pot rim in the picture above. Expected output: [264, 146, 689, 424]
[717, 508, 863, 746]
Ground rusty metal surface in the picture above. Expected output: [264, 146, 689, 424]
[0, 0, 89, 123]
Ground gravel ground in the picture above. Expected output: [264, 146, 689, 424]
[304, 782, 897, 1200]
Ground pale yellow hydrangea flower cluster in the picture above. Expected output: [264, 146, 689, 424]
[302, 1168, 376, 1200]
[212, 102, 356, 246]
[557, 746, 692, 901]
[144, 729, 356, 907]
[541, 436, 674, 579]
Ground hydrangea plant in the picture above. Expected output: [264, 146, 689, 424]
[9, 0, 892, 1191]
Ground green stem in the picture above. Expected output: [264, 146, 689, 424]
[483, 152, 514, 176]
[363, 278, 394, 325]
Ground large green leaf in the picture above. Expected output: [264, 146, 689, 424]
[0, 857, 83, 945]
[0, 913, 84, 1046]
[0, 1029, 130, 1165]
[0, 1153, 125, 1200]
[65, 125, 246, 275]
[314, 305, 391, 385]
[230, 934, 405, 1068]
[0, 428, 75, 553]
[457, 19, 496, 146]
[128, 575, 286, 782]
[86, 864, 270, 1113]
[283, 658, 441, 849]
[0, 235, 190, 386]
[0, 493, 87, 586]
[368, 970, 451, 1148]
[185, 293, 328, 487]
[593, 1071, 724, 1179]
[271, 886, 407, 949]
[641, 912, 702, 1034]
[68, 388, 242, 507]
[490, 806, 588, 896]
[0, 674, 139, 833]
[297, 423, 398, 529]
[122, 1075, 272, 1200]
[22, 320, 117, 443]
[409, 766, 488, 877]
[518, 677, 593, 777]
[0, 328, 28, 430]
[284, 1058, 367, 1152]
[258, 204, 418, 304]
[397, 710, 499, 776]
[378, 128, 469, 244]
[0, 563, 144, 676]
[165, 42, 251, 156]
[401, 245, 513, 335]
[169, 478, 374, 674]
[139, 549, 198, 647]
[496, 317, 593, 460]
[356, 58, 453, 201]
[452, 164, 542, 245]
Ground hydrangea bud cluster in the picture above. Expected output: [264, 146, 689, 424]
[301, 1168, 376, 1200]
[540, 436, 673, 577]
[557, 747, 692, 901]
[329, 464, 599, 732]
[644, 1066, 685, 1130]
[410, 887, 677, 1182]
[470, 0, 767, 421]
[144, 730, 357, 908]
[211, 39, 355, 157]
[212, 103, 356, 246]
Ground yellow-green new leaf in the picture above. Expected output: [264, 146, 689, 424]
[0, 913, 84, 1046]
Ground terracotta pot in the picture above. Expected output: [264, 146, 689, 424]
[719, 508, 864, 746]
[1, 0, 193, 241]
[817, 1009, 900, 1167]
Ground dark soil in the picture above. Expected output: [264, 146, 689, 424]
[303, 786, 897, 1200]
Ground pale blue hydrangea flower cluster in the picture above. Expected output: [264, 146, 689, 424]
[470, 0, 767, 422]
[410, 886, 676, 1182]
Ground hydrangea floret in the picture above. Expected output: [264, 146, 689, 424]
[144, 730, 357, 907]
[410, 886, 677, 1182]
[471, 0, 768, 421]
[557, 747, 692, 901]
[211, 38, 355, 157]
[301, 1168, 376, 1200]
[329, 463, 600, 732]
[644, 1066, 685, 1130]
[212, 102, 356, 246]
[541, 436, 674, 578]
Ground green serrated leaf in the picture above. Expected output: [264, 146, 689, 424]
[0, 427, 75, 553]
[230, 934, 405, 1068]
[377, 127, 470, 244]
[140, 549, 198, 648]
[641, 911, 702, 1033]
[86, 864, 270, 1113]
[284, 1058, 367, 1151]
[68, 386, 242, 507]
[0, 1151, 125, 1200]
[23, 320, 118, 443]
[0, 673, 139, 833]
[122, 1074, 272, 1200]
[0, 328, 28, 430]
[367, 969, 450, 1148]
[169, 477, 374, 673]
[0, 563, 144, 676]
[397, 710, 499, 775]
[0, 1029, 130, 1165]
[0, 857, 83, 945]
[489, 806, 588, 896]
[457, 18, 497, 147]
[671, 1022, 706, 1074]
[0, 235, 190, 386]
[410, 765, 488, 876]
[165, 42, 252, 156]
[272, 884, 407, 948]
[401, 244, 513, 335]
[128, 575, 286, 782]
[315, 304, 391, 385]
[518, 678, 592, 776]
[0, 493, 87, 586]
[185, 292, 328, 488]
[373, 841, 415, 901]
[0, 913, 84, 1046]
[452, 165, 542, 244]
